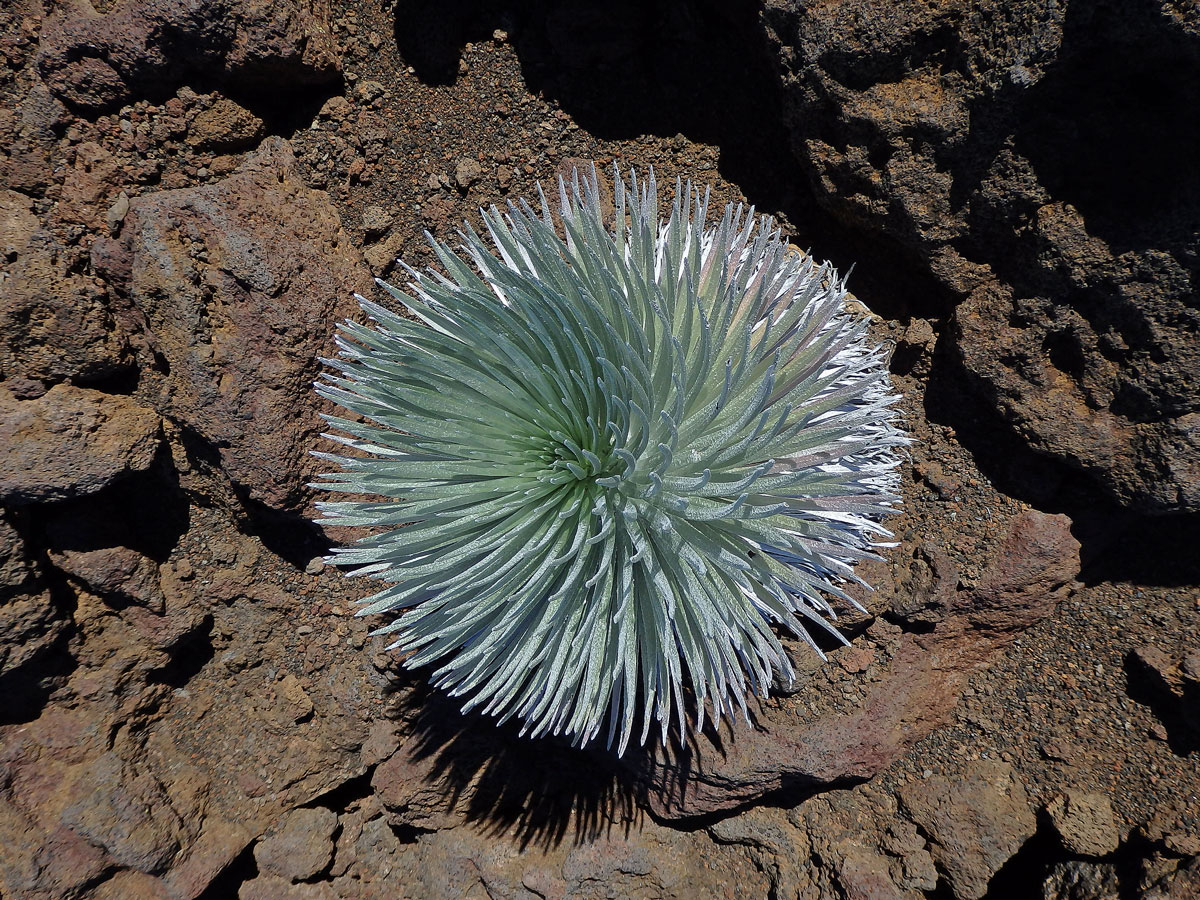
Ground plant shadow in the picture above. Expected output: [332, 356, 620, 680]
[376, 669, 766, 847]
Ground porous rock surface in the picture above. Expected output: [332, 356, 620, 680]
[38, 0, 340, 113]
[0, 383, 161, 505]
[92, 137, 369, 513]
[0, 1, 1197, 899]
[762, 0, 1200, 514]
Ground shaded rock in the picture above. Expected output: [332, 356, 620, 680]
[92, 138, 370, 512]
[0, 190, 135, 386]
[371, 744, 465, 833]
[1047, 792, 1121, 857]
[1042, 861, 1121, 900]
[1139, 798, 1200, 860]
[0, 586, 67, 695]
[0, 384, 161, 506]
[1143, 857, 1200, 900]
[454, 156, 483, 191]
[1128, 643, 1200, 752]
[625, 511, 1079, 818]
[763, 0, 1200, 514]
[162, 816, 252, 900]
[0, 515, 37, 598]
[254, 806, 338, 881]
[899, 760, 1037, 900]
[38, 0, 340, 114]
[187, 96, 265, 151]
[49, 545, 164, 609]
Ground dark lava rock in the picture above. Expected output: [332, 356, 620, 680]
[38, 0, 340, 113]
[763, 0, 1200, 514]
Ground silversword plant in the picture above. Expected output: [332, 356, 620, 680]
[315, 168, 905, 754]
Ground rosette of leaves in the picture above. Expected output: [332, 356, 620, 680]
[315, 168, 905, 754]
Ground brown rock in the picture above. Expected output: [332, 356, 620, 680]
[92, 138, 370, 511]
[0, 587, 65, 681]
[0, 188, 37, 259]
[162, 816, 252, 900]
[0, 191, 134, 385]
[455, 156, 483, 191]
[92, 872, 174, 900]
[899, 760, 1037, 900]
[1042, 861, 1121, 900]
[59, 752, 184, 874]
[1129, 643, 1200, 749]
[0, 797, 48, 897]
[239, 875, 341, 900]
[0, 384, 161, 506]
[372, 746, 464, 832]
[955, 510, 1080, 628]
[763, 0, 1200, 513]
[38, 0, 340, 113]
[56, 141, 122, 227]
[188, 97, 265, 152]
[49, 545, 164, 609]
[254, 806, 338, 881]
[0, 83, 67, 196]
[1047, 792, 1121, 857]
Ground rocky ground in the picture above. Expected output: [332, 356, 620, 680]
[1, 1, 1198, 899]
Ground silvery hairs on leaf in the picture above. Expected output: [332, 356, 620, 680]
[314, 166, 906, 755]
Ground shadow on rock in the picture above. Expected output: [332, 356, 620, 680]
[373, 678, 643, 850]
[924, 343, 1200, 588]
[390, 0, 951, 322]
[1125, 645, 1200, 757]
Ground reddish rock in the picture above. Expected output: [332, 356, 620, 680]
[0, 383, 161, 506]
[254, 807, 338, 881]
[38, 0, 340, 113]
[0, 190, 134, 386]
[59, 752, 184, 874]
[898, 760, 1037, 900]
[92, 138, 370, 512]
